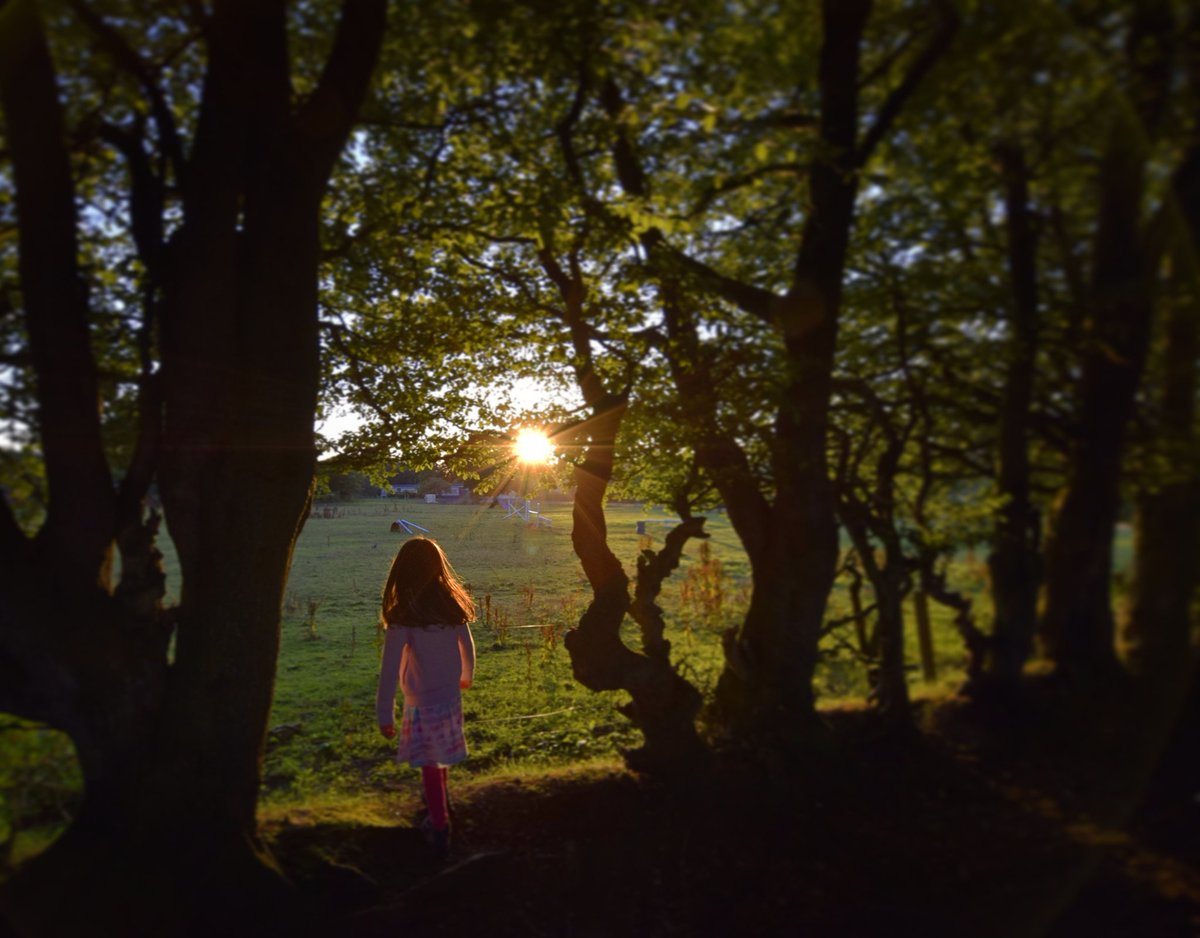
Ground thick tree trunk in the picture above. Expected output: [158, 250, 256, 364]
[1038, 347, 1141, 682]
[1039, 1, 1173, 686]
[605, 0, 954, 750]
[1039, 126, 1155, 683]
[1129, 486, 1200, 685]
[714, 521, 832, 742]
[713, 0, 867, 745]
[985, 143, 1041, 695]
[0, 1, 385, 932]
[563, 401, 707, 774]
[1126, 123, 1200, 691]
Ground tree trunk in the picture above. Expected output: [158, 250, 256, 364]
[845, 553, 874, 658]
[562, 400, 708, 774]
[713, 0, 869, 745]
[1039, 184, 1153, 679]
[839, 508, 911, 720]
[1126, 99, 1200, 693]
[1129, 484, 1200, 687]
[1039, 6, 1171, 681]
[602, 0, 954, 750]
[913, 589, 937, 684]
[985, 143, 1041, 695]
[535, 233, 707, 774]
[0, 1, 385, 932]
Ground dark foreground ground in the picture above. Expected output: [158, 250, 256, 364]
[268, 680, 1199, 938]
[4, 679, 1198, 937]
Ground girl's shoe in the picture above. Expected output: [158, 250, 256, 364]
[419, 815, 451, 861]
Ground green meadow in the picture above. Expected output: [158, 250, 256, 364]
[261, 499, 748, 805]
[1, 497, 1004, 861]
[247, 498, 988, 806]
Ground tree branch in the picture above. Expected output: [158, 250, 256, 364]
[0, 0, 115, 574]
[686, 162, 808, 219]
[291, 0, 389, 185]
[855, 5, 959, 167]
[556, 66, 591, 194]
[99, 120, 166, 276]
[599, 76, 781, 325]
[600, 77, 648, 202]
[67, 0, 188, 187]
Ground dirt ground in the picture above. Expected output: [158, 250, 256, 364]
[265, 682, 1200, 938]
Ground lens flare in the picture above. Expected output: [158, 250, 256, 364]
[513, 428, 554, 464]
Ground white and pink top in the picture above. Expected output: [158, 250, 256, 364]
[376, 623, 476, 723]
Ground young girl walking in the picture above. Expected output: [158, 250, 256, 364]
[376, 537, 476, 857]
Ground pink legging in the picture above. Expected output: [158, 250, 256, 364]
[421, 765, 450, 830]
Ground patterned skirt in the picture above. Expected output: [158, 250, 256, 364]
[394, 698, 468, 768]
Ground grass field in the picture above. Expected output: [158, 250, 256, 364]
[1, 496, 1030, 861]
[253, 498, 990, 806]
[261, 499, 752, 805]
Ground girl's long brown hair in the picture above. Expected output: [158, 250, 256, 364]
[381, 537, 475, 628]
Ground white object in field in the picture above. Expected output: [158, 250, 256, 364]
[390, 519, 431, 535]
[497, 493, 552, 528]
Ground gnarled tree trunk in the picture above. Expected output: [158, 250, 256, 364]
[563, 400, 708, 774]
[536, 243, 706, 775]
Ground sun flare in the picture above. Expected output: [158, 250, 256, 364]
[513, 428, 555, 464]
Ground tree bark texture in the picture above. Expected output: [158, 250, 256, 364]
[1038, 147, 1150, 680]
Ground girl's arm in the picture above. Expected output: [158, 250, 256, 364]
[458, 623, 476, 689]
[376, 627, 406, 730]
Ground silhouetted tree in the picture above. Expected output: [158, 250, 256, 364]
[0, 0, 384, 931]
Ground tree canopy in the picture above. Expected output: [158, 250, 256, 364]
[0, 0, 1197, 931]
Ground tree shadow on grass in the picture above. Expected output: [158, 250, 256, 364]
[273, 690, 1198, 938]
[3, 687, 1195, 937]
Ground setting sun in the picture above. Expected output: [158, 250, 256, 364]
[513, 428, 555, 464]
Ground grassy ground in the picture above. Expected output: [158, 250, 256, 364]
[0, 499, 1128, 869]
[8, 681, 1194, 937]
[249, 679, 1197, 938]
[260, 499, 985, 808]
[264, 500, 741, 806]
[3, 500, 1188, 935]
[276, 681, 1195, 938]
[0, 497, 997, 864]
